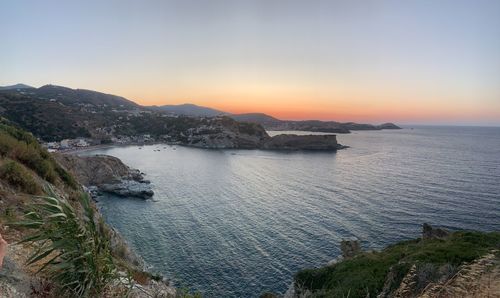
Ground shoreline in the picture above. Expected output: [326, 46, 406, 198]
[59, 141, 175, 154]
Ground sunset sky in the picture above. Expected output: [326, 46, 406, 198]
[1, 0, 499, 125]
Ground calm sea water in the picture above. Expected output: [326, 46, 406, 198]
[80, 126, 500, 297]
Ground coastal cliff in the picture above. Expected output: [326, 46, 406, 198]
[53, 154, 154, 199]
[0, 119, 175, 297]
[182, 117, 345, 151]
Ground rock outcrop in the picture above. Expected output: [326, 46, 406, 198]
[54, 153, 153, 199]
[422, 223, 450, 240]
[340, 238, 362, 259]
[99, 180, 154, 199]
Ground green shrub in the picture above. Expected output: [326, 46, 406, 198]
[55, 165, 77, 189]
[15, 191, 117, 297]
[0, 119, 76, 188]
[0, 159, 41, 194]
[295, 231, 500, 297]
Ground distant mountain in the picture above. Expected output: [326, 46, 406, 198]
[0, 83, 35, 90]
[231, 113, 280, 124]
[0, 86, 262, 144]
[230, 113, 400, 133]
[0, 83, 400, 141]
[152, 103, 227, 117]
[148, 105, 400, 133]
[35, 84, 140, 109]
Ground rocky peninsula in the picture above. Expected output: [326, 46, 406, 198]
[261, 134, 344, 151]
[53, 154, 154, 199]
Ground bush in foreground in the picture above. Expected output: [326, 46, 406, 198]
[0, 118, 76, 189]
[0, 159, 41, 194]
[15, 191, 117, 297]
[295, 231, 500, 297]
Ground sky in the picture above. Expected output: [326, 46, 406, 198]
[1, 0, 499, 125]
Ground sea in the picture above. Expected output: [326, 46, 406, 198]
[79, 126, 500, 297]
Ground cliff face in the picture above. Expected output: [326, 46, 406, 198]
[54, 153, 153, 199]
[53, 154, 141, 186]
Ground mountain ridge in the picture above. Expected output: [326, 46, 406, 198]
[151, 103, 228, 117]
[0, 83, 35, 90]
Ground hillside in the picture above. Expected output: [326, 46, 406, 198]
[35, 85, 140, 109]
[0, 84, 400, 144]
[0, 85, 348, 150]
[0, 84, 34, 90]
[290, 224, 500, 298]
[0, 87, 269, 146]
[0, 119, 176, 297]
[152, 103, 227, 117]
[231, 113, 282, 126]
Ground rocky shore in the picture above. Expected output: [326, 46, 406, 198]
[53, 154, 154, 199]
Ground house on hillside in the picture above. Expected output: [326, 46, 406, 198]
[60, 139, 71, 149]
[75, 139, 89, 147]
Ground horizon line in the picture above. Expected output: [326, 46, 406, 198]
[2, 82, 499, 127]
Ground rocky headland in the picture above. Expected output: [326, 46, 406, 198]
[184, 121, 345, 151]
[261, 134, 344, 151]
[53, 153, 154, 199]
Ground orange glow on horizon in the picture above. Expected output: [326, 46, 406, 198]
[51, 82, 500, 125]
[126, 92, 500, 124]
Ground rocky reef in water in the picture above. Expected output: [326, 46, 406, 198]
[53, 153, 154, 199]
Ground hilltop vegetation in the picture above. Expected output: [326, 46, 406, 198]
[0, 84, 400, 145]
[294, 231, 500, 297]
[152, 103, 227, 117]
[0, 85, 270, 146]
[0, 120, 177, 297]
[0, 118, 77, 189]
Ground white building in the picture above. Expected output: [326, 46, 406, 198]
[60, 139, 71, 148]
[76, 139, 89, 147]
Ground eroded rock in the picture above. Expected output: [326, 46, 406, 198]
[422, 223, 450, 240]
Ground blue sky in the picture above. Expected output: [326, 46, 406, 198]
[1, 0, 499, 124]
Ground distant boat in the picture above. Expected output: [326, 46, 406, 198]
[139, 147, 142, 149]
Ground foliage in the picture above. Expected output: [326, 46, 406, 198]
[0, 118, 76, 188]
[14, 191, 117, 297]
[0, 159, 41, 194]
[295, 231, 500, 297]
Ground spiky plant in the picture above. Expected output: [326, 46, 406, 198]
[14, 190, 117, 297]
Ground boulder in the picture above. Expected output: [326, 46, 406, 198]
[340, 238, 362, 259]
[53, 154, 145, 186]
[422, 223, 450, 240]
[100, 180, 154, 199]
